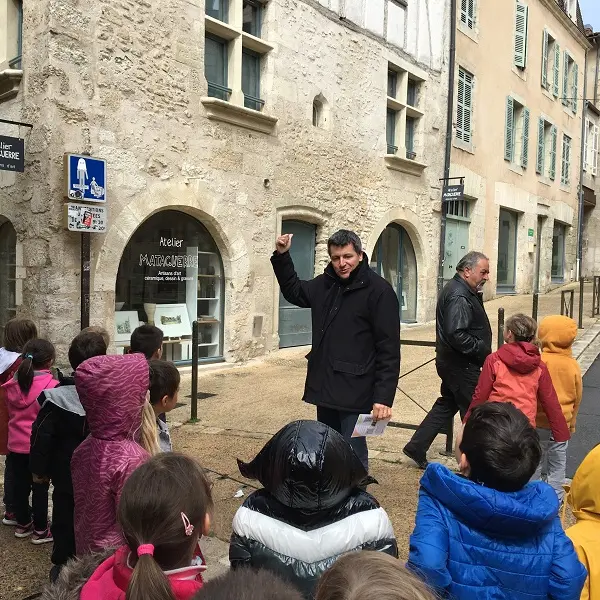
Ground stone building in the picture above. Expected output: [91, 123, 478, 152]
[448, 0, 590, 299]
[0, 0, 449, 363]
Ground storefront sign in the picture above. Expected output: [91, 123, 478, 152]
[442, 184, 464, 203]
[0, 136, 25, 172]
[66, 203, 108, 233]
[140, 237, 198, 282]
[65, 154, 107, 202]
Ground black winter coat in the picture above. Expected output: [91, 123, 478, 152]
[436, 274, 492, 370]
[271, 251, 400, 413]
[229, 420, 398, 598]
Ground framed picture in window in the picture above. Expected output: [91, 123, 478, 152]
[114, 311, 141, 343]
[154, 303, 192, 338]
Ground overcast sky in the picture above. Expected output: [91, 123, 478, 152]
[580, 0, 600, 30]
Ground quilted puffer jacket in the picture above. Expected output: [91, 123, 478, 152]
[408, 463, 587, 600]
[229, 420, 398, 598]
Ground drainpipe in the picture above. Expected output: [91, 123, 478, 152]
[594, 37, 600, 105]
[577, 49, 588, 283]
[437, 0, 457, 293]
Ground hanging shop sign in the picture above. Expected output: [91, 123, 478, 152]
[442, 184, 465, 203]
[64, 153, 107, 202]
[0, 136, 25, 172]
[66, 203, 108, 233]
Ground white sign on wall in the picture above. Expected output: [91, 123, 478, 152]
[66, 203, 108, 233]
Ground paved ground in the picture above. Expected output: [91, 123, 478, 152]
[1, 282, 599, 600]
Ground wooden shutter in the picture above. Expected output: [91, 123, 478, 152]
[593, 125, 599, 176]
[460, 0, 475, 29]
[514, 3, 528, 68]
[549, 125, 557, 180]
[562, 51, 569, 106]
[561, 135, 571, 185]
[541, 29, 548, 89]
[522, 107, 530, 168]
[536, 117, 545, 174]
[572, 63, 578, 112]
[457, 68, 473, 143]
[553, 42, 560, 96]
[505, 96, 514, 162]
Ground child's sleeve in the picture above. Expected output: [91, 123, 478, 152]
[570, 364, 583, 433]
[548, 520, 588, 600]
[407, 487, 452, 595]
[463, 354, 495, 423]
[29, 400, 57, 477]
[537, 365, 570, 442]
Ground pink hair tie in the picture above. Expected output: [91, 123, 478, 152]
[181, 512, 194, 536]
[137, 544, 155, 557]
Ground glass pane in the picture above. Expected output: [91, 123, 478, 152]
[497, 209, 517, 288]
[243, 0, 261, 36]
[406, 117, 415, 154]
[0, 221, 17, 340]
[551, 223, 565, 280]
[387, 71, 397, 97]
[400, 229, 418, 322]
[242, 50, 261, 109]
[205, 36, 226, 88]
[206, 0, 228, 22]
[381, 228, 400, 294]
[407, 79, 417, 106]
[386, 109, 396, 153]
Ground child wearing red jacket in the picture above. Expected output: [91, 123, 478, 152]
[464, 314, 569, 443]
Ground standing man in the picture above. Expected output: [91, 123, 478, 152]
[403, 251, 492, 468]
[271, 229, 400, 470]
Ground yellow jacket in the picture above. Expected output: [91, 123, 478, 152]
[536, 315, 582, 432]
[566, 445, 600, 600]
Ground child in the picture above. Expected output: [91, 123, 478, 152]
[42, 453, 213, 600]
[80, 326, 110, 348]
[465, 313, 570, 444]
[316, 552, 436, 600]
[0, 317, 37, 526]
[149, 359, 181, 452]
[29, 331, 107, 581]
[408, 402, 587, 600]
[230, 420, 398, 598]
[533, 315, 582, 501]
[3, 338, 58, 542]
[565, 444, 600, 600]
[130, 324, 164, 360]
[71, 353, 150, 555]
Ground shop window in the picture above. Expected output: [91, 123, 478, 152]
[0, 220, 17, 339]
[497, 208, 518, 292]
[551, 221, 566, 282]
[115, 210, 224, 363]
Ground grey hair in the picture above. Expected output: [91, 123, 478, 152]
[327, 230, 363, 255]
[456, 251, 488, 272]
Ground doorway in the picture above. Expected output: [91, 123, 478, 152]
[497, 208, 518, 293]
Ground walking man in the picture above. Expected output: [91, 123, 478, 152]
[403, 251, 492, 468]
[271, 229, 400, 470]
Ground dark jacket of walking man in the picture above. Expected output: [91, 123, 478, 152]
[403, 251, 492, 469]
[271, 229, 401, 470]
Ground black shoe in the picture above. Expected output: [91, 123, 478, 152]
[49, 564, 62, 583]
[403, 447, 429, 470]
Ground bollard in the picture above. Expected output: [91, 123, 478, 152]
[578, 278, 584, 329]
[532, 293, 539, 322]
[497, 307, 505, 349]
[190, 320, 199, 421]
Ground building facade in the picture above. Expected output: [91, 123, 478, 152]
[0, 0, 449, 362]
[449, 0, 590, 299]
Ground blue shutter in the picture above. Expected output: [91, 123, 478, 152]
[536, 117, 545, 174]
[514, 3, 528, 68]
[549, 125, 557, 180]
[522, 107, 530, 168]
[553, 42, 560, 97]
[505, 96, 515, 162]
[541, 29, 548, 89]
[572, 63, 578, 113]
[562, 51, 569, 106]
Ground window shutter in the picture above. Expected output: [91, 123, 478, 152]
[522, 107, 530, 168]
[463, 71, 472, 142]
[572, 63, 578, 112]
[541, 29, 548, 89]
[584, 120, 589, 172]
[514, 3, 528, 68]
[562, 51, 569, 106]
[561, 135, 571, 185]
[536, 117, 545, 174]
[549, 125, 557, 180]
[553, 42, 560, 96]
[593, 125, 599, 176]
[505, 96, 515, 162]
[468, 0, 475, 28]
[456, 68, 473, 143]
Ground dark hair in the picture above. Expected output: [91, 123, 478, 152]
[505, 313, 538, 344]
[118, 453, 213, 600]
[68, 331, 108, 370]
[193, 567, 304, 600]
[327, 229, 363, 255]
[149, 360, 180, 405]
[80, 326, 110, 348]
[456, 251, 488, 272]
[2, 318, 38, 353]
[130, 325, 164, 360]
[460, 402, 541, 492]
[17, 338, 56, 394]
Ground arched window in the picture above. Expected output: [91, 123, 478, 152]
[312, 94, 329, 128]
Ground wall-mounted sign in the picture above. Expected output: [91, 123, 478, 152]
[65, 154, 107, 203]
[442, 184, 465, 203]
[0, 136, 25, 172]
[66, 203, 108, 233]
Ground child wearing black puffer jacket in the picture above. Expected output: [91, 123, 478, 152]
[229, 420, 398, 598]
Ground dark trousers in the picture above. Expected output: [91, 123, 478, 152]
[3, 456, 15, 512]
[6, 452, 49, 531]
[51, 487, 76, 566]
[316, 406, 369, 471]
[404, 364, 480, 460]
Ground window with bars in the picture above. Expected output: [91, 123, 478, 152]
[584, 118, 599, 176]
[460, 0, 476, 29]
[446, 198, 469, 218]
[504, 96, 530, 168]
[456, 67, 474, 144]
[405, 117, 416, 158]
[386, 109, 397, 155]
[514, 2, 529, 69]
[242, 48, 263, 111]
[535, 117, 557, 180]
[541, 29, 560, 97]
[205, 35, 230, 100]
[561, 134, 572, 186]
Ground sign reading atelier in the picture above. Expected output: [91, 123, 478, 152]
[442, 184, 465, 203]
[0, 136, 25, 172]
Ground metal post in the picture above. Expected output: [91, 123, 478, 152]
[80, 233, 90, 329]
[445, 419, 454, 455]
[532, 293, 539, 322]
[497, 308, 505, 349]
[578, 277, 584, 329]
[190, 320, 199, 421]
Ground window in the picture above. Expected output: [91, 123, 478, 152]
[562, 52, 578, 113]
[8, 0, 22, 69]
[561, 133, 572, 186]
[541, 29, 560, 97]
[242, 49, 263, 110]
[551, 222, 566, 282]
[386, 109, 397, 154]
[405, 117, 416, 158]
[514, 2, 529, 69]
[456, 67, 473, 143]
[387, 70, 397, 98]
[0, 220, 17, 339]
[407, 79, 418, 107]
[584, 118, 599, 176]
[497, 208, 518, 292]
[536, 117, 557, 180]
[460, 0, 476, 30]
[242, 0, 262, 36]
[446, 198, 469, 218]
[206, 0, 229, 22]
[204, 35, 230, 101]
[504, 96, 530, 168]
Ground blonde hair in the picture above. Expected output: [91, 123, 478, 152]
[505, 313, 539, 347]
[139, 401, 160, 456]
[315, 552, 436, 600]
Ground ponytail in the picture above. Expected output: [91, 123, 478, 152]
[16, 355, 34, 395]
[127, 552, 175, 600]
[16, 338, 56, 394]
[139, 402, 160, 456]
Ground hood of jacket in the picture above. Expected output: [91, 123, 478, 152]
[238, 420, 369, 512]
[421, 463, 559, 538]
[568, 444, 600, 524]
[75, 354, 149, 440]
[496, 341, 541, 374]
[539, 315, 577, 356]
[4, 371, 56, 409]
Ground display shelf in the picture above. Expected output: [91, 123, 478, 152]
[197, 251, 218, 256]
[198, 318, 219, 324]
[197, 274, 221, 278]
[198, 297, 219, 300]
[198, 342, 219, 347]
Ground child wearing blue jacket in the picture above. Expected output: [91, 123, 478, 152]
[408, 402, 586, 600]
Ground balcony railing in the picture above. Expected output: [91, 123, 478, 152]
[387, 144, 398, 155]
[244, 94, 265, 112]
[207, 82, 232, 101]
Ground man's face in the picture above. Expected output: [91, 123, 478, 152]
[329, 243, 362, 279]
[463, 258, 490, 291]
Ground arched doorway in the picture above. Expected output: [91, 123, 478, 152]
[115, 210, 224, 363]
[370, 224, 418, 322]
[0, 219, 17, 340]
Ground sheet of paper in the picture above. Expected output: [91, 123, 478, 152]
[351, 413, 391, 438]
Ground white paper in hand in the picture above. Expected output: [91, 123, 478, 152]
[351, 414, 391, 437]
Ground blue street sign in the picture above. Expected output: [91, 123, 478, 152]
[65, 154, 107, 203]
